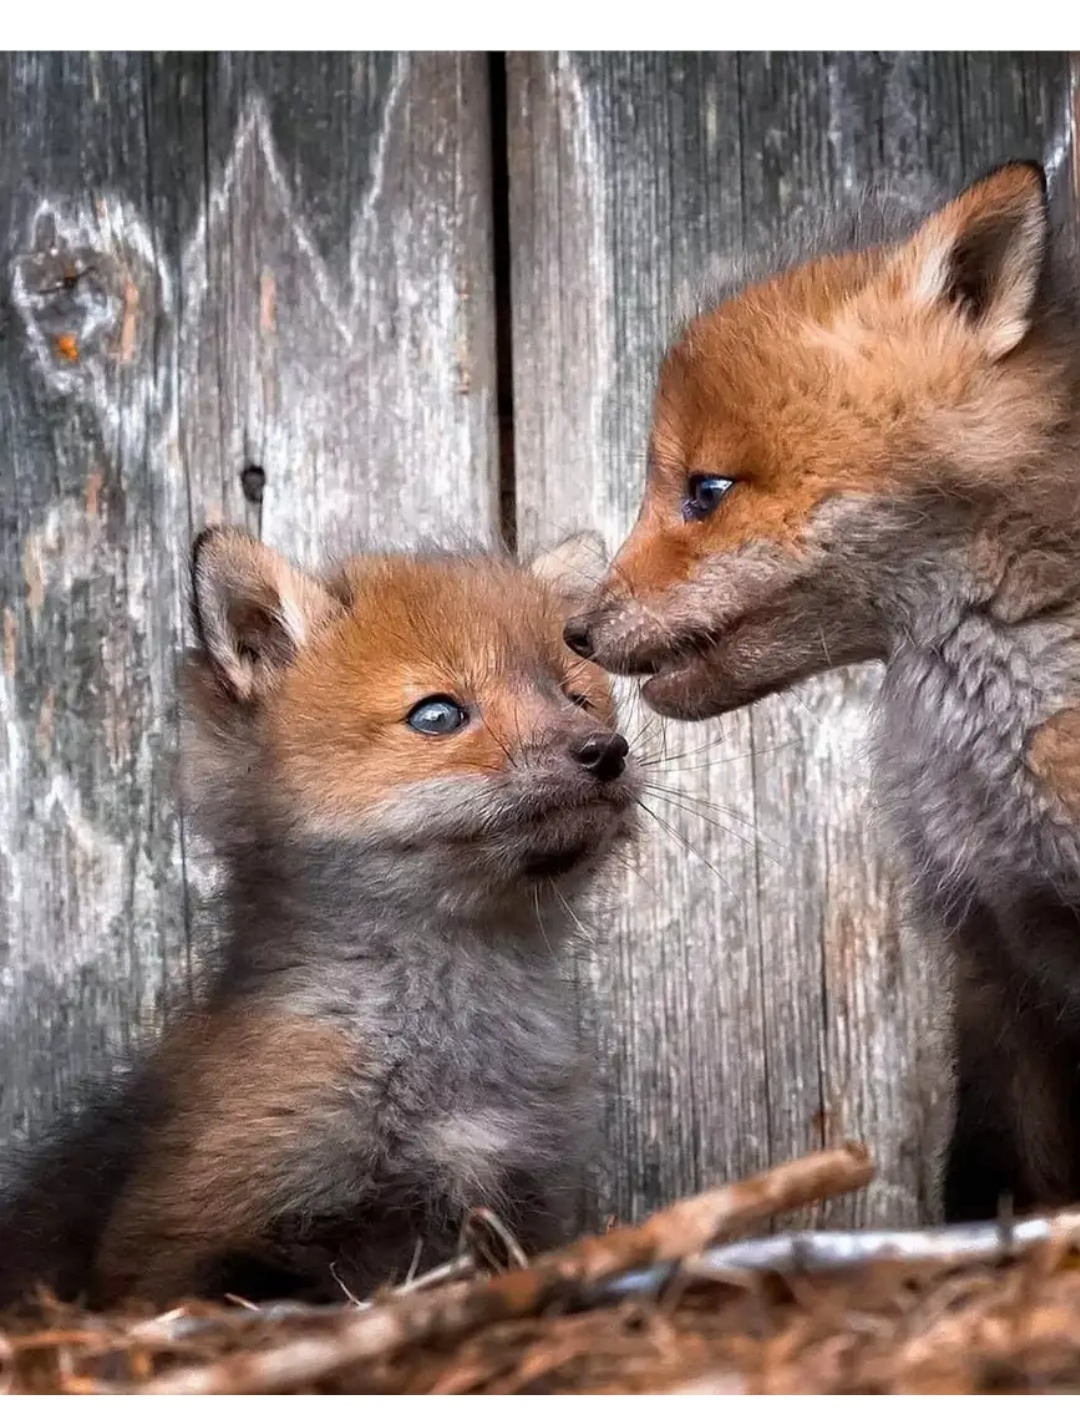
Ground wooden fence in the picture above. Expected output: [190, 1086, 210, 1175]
[1, 52, 1076, 1230]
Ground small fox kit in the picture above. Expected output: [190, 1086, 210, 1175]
[0, 527, 637, 1307]
[567, 160, 1080, 1221]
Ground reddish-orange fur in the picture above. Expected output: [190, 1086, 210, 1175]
[95, 1011, 356, 1304]
[613, 165, 1063, 604]
[264, 555, 615, 824]
[1027, 709, 1080, 819]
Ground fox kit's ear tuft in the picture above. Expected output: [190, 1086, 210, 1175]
[190, 527, 341, 701]
[529, 530, 609, 603]
[899, 161, 1049, 361]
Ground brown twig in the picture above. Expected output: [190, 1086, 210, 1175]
[137, 1142, 873, 1395]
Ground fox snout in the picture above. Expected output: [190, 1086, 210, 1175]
[562, 615, 593, 660]
[525, 719, 635, 802]
[564, 564, 883, 723]
[569, 729, 629, 782]
[563, 597, 685, 677]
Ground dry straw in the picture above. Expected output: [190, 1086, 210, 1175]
[5, 1142, 1080, 1394]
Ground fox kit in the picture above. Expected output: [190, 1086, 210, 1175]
[565, 160, 1080, 1222]
[0, 526, 637, 1308]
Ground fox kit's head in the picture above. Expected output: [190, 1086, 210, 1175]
[567, 161, 1080, 720]
[183, 527, 637, 920]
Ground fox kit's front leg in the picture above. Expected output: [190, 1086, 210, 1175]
[944, 902, 1080, 1222]
[94, 1009, 361, 1305]
[497, 1165, 584, 1257]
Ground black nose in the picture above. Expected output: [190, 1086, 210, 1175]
[571, 731, 628, 782]
[563, 615, 593, 659]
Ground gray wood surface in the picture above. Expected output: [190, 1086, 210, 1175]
[3, 50, 1078, 1234]
[507, 51, 1077, 1227]
[0, 53, 496, 1145]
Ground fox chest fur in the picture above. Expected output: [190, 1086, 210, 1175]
[244, 924, 592, 1212]
[879, 607, 1080, 924]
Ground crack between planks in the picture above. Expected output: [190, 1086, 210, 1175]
[487, 52, 516, 555]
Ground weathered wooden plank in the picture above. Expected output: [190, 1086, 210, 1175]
[0, 52, 187, 1149]
[174, 53, 498, 557]
[507, 50, 1076, 1227]
[0, 52, 497, 1149]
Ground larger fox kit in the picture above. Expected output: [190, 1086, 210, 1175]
[566, 160, 1080, 1222]
[0, 527, 637, 1308]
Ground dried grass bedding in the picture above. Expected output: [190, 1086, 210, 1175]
[4, 1143, 1080, 1394]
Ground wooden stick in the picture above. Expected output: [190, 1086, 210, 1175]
[137, 1142, 873, 1395]
[674, 1209, 1080, 1280]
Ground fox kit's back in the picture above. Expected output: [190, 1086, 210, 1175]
[0, 528, 638, 1308]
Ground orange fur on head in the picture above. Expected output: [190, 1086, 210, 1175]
[185, 528, 620, 836]
[269, 554, 616, 826]
[616, 163, 1059, 601]
[569, 162, 1072, 722]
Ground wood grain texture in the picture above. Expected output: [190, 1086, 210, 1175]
[507, 51, 1077, 1227]
[4, 49, 1078, 1239]
[0, 53, 496, 1147]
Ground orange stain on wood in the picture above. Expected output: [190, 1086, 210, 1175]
[23, 543, 44, 616]
[2, 608, 16, 679]
[85, 469, 104, 520]
[55, 333, 79, 362]
[36, 687, 56, 757]
[259, 269, 276, 333]
[120, 279, 140, 364]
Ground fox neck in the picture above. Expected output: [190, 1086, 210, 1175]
[874, 527, 1080, 920]
[848, 452, 1080, 654]
[212, 836, 591, 982]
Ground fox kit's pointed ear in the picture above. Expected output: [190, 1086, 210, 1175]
[529, 530, 609, 602]
[190, 527, 340, 701]
[898, 161, 1049, 360]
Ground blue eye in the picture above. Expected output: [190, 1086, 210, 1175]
[406, 696, 468, 735]
[682, 473, 736, 521]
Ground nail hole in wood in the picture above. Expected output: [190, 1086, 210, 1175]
[240, 465, 266, 505]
